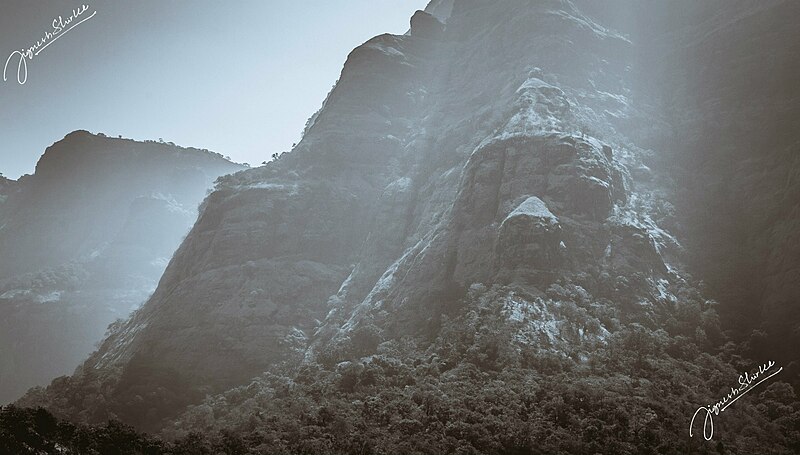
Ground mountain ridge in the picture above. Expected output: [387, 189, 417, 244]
[12, 1, 800, 452]
[0, 131, 244, 403]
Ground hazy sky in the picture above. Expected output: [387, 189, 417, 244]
[0, 1, 429, 179]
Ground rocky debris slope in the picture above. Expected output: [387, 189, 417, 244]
[0, 132, 242, 403]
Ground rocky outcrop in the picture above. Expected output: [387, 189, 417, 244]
[19, 0, 694, 431]
[410, 11, 445, 39]
[25, 11, 447, 425]
[497, 196, 562, 269]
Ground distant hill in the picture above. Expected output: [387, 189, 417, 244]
[0, 131, 244, 403]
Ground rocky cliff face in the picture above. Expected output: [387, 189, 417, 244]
[653, 0, 800, 376]
[24, 0, 682, 422]
[19, 1, 800, 450]
[0, 132, 243, 403]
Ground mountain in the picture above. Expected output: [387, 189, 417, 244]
[14, 1, 800, 453]
[0, 131, 243, 403]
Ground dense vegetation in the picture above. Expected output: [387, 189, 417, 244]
[5, 286, 800, 454]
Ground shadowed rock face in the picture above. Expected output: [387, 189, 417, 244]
[497, 196, 563, 270]
[410, 10, 445, 39]
[19, 0, 800, 433]
[685, 2, 800, 371]
[629, 0, 800, 374]
[0, 132, 242, 403]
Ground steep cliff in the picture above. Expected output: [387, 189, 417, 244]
[18, 1, 800, 451]
[655, 0, 800, 377]
[0, 132, 243, 403]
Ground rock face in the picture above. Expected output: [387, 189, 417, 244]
[19, 1, 800, 444]
[410, 10, 445, 39]
[497, 196, 562, 269]
[0, 132, 242, 403]
[21, 0, 676, 429]
[568, 1, 800, 373]
[626, 0, 800, 377]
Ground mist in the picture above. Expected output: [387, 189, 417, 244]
[0, 0, 428, 179]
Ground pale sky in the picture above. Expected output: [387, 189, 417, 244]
[0, 1, 429, 178]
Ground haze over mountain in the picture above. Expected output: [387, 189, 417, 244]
[0, 0, 429, 180]
[5, 0, 800, 453]
[0, 132, 243, 403]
